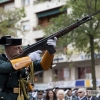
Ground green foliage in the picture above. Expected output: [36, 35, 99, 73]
[43, 13, 72, 48]
[0, 7, 25, 37]
[43, 0, 100, 53]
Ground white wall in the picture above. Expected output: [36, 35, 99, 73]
[95, 65, 100, 79]
[70, 67, 76, 80]
[33, 0, 66, 13]
[4, 2, 14, 10]
[43, 69, 52, 83]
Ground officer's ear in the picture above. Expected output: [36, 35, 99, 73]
[4, 46, 11, 57]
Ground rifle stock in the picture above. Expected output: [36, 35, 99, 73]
[13, 10, 100, 59]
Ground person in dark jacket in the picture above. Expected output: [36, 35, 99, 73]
[86, 88, 97, 100]
[0, 36, 57, 100]
[33, 90, 45, 100]
[65, 88, 78, 100]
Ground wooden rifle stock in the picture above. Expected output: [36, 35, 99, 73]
[13, 10, 100, 59]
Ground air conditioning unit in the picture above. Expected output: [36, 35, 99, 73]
[85, 73, 92, 79]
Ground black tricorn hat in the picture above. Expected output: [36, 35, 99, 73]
[38, 90, 44, 95]
[0, 36, 22, 46]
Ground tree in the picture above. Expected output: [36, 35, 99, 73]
[0, 7, 25, 37]
[0, 7, 25, 53]
[42, 0, 100, 89]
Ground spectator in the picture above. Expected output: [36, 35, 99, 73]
[65, 88, 78, 100]
[35, 90, 44, 100]
[72, 88, 79, 99]
[86, 88, 97, 100]
[45, 89, 57, 100]
[53, 87, 59, 94]
[57, 89, 65, 100]
[78, 88, 86, 100]
[72, 88, 78, 97]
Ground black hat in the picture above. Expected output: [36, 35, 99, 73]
[0, 36, 22, 46]
[38, 90, 44, 95]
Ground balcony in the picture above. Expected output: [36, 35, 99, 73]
[0, 0, 13, 4]
[33, 0, 66, 13]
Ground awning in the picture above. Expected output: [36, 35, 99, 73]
[36, 7, 66, 18]
[0, 0, 10, 3]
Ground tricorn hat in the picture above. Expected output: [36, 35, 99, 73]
[0, 36, 22, 46]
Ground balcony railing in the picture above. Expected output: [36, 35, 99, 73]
[0, 0, 10, 4]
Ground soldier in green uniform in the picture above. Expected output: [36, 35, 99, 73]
[0, 36, 57, 100]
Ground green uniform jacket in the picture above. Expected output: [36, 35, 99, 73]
[65, 96, 79, 100]
[0, 54, 43, 100]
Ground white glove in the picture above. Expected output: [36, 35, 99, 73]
[47, 37, 57, 48]
[29, 50, 42, 61]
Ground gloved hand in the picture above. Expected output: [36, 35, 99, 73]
[29, 50, 42, 62]
[47, 37, 57, 48]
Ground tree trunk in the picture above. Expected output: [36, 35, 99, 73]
[89, 35, 96, 90]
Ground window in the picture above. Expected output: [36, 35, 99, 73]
[37, 7, 67, 27]
[78, 67, 85, 79]
[22, 20, 30, 31]
[22, 0, 30, 6]
[34, 72, 43, 83]
[78, 67, 91, 79]
[38, 13, 61, 27]
[52, 68, 64, 81]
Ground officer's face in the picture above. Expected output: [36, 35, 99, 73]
[5, 45, 23, 59]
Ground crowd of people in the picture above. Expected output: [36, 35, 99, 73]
[29, 87, 100, 100]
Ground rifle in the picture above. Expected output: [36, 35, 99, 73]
[14, 10, 100, 59]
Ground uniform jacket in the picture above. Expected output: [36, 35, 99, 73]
[65, 96, 79, 100]
[78, 96, 97, 100]
[78, 96, 87, 100]
[87, 96, 97, 100]
[0, 54, 43, 100]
